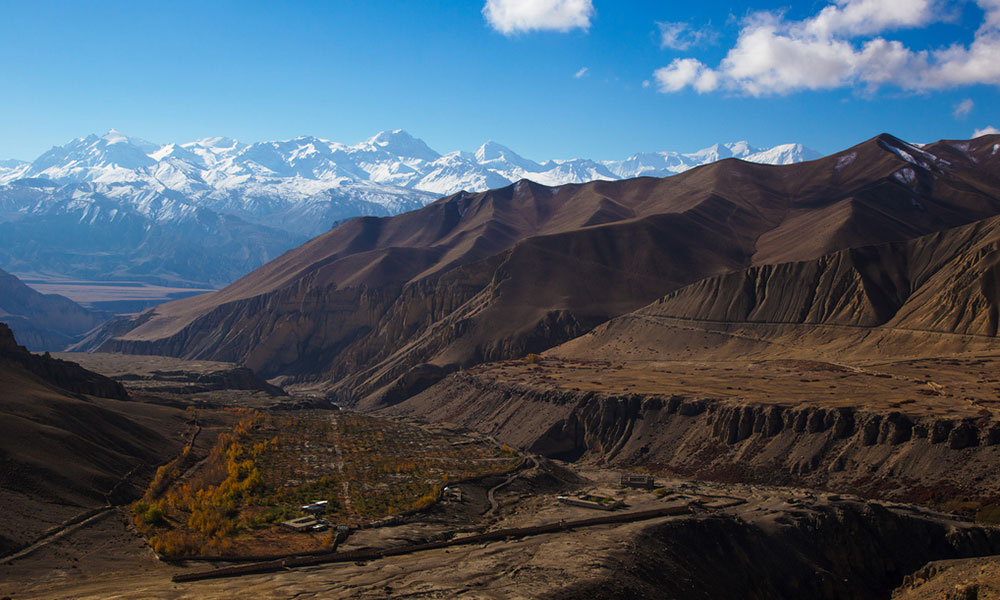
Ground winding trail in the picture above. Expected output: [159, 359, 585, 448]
[173, 502, 695, 583]
[1, 509, 114, 562]
[483, 454, 539, 518]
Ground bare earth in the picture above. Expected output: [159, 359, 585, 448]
[474, 355, 1000, 419]
[4, 347, 1000, 599]
[894, 556, 1000, 600]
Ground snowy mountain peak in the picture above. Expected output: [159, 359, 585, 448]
[0, 159, 27, 169]
[100, 129, 159, 153]
[186, 136, 244, 151]
[149, 142, 205, 166]
[26, 130, 160, 179]
[1, 129, 823, 220]
[473, 141, 542, 173]
[363, 130, 439, 161]
[725, 141, 754, 156]
[103, 128, 127, 144]
[688, 142, 747, 162]
[475, 141, 510, 161]
[743, 143, 821, 165]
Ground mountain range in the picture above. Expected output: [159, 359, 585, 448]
[0, 130, 818, 288]
[81, 132, 1000, 407]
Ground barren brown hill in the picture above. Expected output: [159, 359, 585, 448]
[84, 134, 1000, 405]
[0, 324, 185, 555]
[555, 204, 1000, 364]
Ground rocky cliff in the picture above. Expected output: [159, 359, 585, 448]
[389, 372, 1000, 504]
[553, 500, 1000, 600]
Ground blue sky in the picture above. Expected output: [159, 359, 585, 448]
[1, 0, 998, 161]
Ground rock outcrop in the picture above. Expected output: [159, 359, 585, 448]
[390, 373, 1000, 503]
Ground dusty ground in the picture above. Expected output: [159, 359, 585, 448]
[17, 276, 214, 313]
[894, 556, 1000, 599]
[53, 353, 253, 380]
[7, 351, 1000, 598]
[470, 355, 1000, 419]
[53, 352, 305, 409]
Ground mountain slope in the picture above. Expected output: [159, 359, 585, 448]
[0, 268, 107, 351]
[0, 324, 184, 555]
[84, 134, 1000, 405]
[556, 204, 1000, 363]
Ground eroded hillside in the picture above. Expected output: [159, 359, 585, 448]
[85, 134, 1000, 406]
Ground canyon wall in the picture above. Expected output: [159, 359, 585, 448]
[390, 374, 1000, 503]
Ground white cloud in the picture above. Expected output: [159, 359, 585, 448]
[657, 21, 717, 51]
[953, 98, 975, 119]
[652, 0, 1000, 96]
[483, 0, 594, 35]
[804, 0, 941, 38]
[574, 67, 589, 79]
[974, 125, 1000, 137]
[654, 58, 719, 92]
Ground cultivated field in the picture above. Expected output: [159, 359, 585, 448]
[132, 409, 521, 558]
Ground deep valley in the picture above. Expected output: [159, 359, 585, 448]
[5, 132, 1000, 599]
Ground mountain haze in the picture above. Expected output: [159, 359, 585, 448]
[0, 131, 818, 288]
[0, 268, 106, 351]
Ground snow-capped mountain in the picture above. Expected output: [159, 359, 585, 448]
[0, 158, 28, 171]
[4, 130, 442, 233]
[1, 130, 820, 224]
[0, 130, 820, 289]
[606, 141, 818, 179]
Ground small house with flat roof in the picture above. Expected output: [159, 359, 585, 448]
[620, 474, 655, 489]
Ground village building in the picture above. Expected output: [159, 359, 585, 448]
[300, 500, 329, 514]
[281, 516, 320, 532]
[620, 473, 655, 489]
